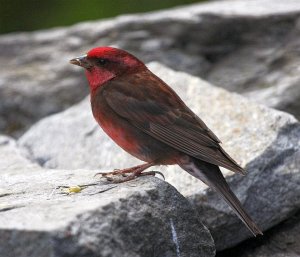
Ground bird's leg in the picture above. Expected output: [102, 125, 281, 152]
[95, 162, 161, 183]
[95, 163, 154, 176]
[106, 169, 165, 183]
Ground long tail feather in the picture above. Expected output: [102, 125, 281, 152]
[178, 156, 263, 236]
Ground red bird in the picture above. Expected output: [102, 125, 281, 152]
[70, 46, 262, 236]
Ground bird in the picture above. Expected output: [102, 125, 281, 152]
[70, 46, 263, 236]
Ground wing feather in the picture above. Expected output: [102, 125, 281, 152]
[103, 71, 245, 174]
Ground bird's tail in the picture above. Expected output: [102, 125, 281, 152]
[178, 155, 263, 236]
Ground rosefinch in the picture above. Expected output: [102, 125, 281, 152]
[70, 47, 262, 236]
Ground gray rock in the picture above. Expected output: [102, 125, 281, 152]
[0, 135, 36, 170]
[19, 63, 300, 250]
[243, 212, 300, 257]
[207, 16, 300, 120]
[1, 0, 300, 136]
[0, 137, 215, 257]
[217, 211, 300, 257]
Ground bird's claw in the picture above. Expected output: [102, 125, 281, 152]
[95, 170, 165, 183]
[139, 170, 165, 180]
[94, 168, 133, 178]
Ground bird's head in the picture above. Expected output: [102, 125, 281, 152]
[70, 46, 146, 92]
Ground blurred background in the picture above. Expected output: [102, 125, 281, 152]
[1, 0, 299, 143]
[0, 0, 205, 34]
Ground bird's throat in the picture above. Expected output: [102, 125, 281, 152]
[85, 68, 116, 92]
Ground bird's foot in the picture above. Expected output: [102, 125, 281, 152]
[102, 170, 164, 183]
[94, 163, 153, 177]
[94, 162, 163, 183]
[139, 170, 165, 180]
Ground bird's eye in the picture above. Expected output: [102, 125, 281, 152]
[97, 58, 108, 65]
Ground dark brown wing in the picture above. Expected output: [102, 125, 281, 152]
[103, 70, 245, 174]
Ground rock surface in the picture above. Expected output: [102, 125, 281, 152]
[20, 63, 300, 250]
[217, 211, 300, 257]
[1, 0, 300, 136]
[0, 136, 215, 257]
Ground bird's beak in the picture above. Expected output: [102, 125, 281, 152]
[69, 55, 91, 69]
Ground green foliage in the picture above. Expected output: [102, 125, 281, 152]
[0, 0, 204, 34]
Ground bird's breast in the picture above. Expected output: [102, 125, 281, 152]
[90, 88, 181, 164]
[92, 105, 140, 155]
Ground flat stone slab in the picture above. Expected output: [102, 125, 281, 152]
[0, 136, 215, 257]
[20, 63, 300, 250]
